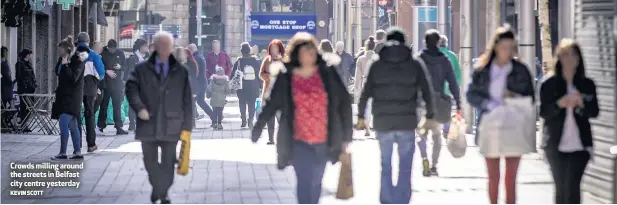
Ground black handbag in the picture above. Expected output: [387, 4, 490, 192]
[51, 100, 60, 120]
[434, 93, 453, 123]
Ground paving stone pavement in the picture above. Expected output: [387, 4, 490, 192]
[1, 96, 555, 204]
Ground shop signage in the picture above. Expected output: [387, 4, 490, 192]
[250, 14, 317, 35]
[56, 0, 76, 10]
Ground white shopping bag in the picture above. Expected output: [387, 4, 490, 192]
[447, 117, 467, 158]
[478, 97, 536, 158]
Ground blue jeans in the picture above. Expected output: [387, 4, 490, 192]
[59, 113, 81, 154]
[376, 130, 416, 204]
[292, 141, 328, 204]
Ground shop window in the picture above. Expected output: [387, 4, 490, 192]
[252, 0, 314, 13]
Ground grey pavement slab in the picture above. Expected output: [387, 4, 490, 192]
[1, 97, 554, 203]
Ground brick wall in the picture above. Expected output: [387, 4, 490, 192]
[150, 0, 191, 46]
[223, 0, 245, 59]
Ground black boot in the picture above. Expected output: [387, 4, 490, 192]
[241, 120, 247, 128]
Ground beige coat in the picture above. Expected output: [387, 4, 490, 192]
[354, 50, 376, 102]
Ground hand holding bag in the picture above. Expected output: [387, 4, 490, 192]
[478, 97, 536, 158]
[229, 62, 244, 90]
[336, 152, 354, 200]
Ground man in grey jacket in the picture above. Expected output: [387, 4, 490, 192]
[125, 31, 193, 204]
[335, 41, 353, 86]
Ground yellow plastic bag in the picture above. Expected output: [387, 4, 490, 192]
[336, 152, 354, 200]
[177, 130, 191, 176]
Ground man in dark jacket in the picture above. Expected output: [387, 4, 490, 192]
[75, 32, 105, 152]
[188, 43, 215, 123]
[334, 41, 353, 86]
[124, 39, 149, 130]
[417, 29, 461, 177]
[356, 27, 435, 204]
[99, 39, 128, 135]
[125, 31, 193, 204]
[231, 42, 261, 129]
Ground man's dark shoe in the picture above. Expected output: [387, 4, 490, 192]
[210, 123, 217, 128]
[150, 193, 159, 204]
[70, 154, 84, 160]
[98, 127, 104, 133]
[267, 141, 275, 145]
[217, 124, 224, 130]
[117, 129, 129, 135]
[422, 159, 431, 177]
[87, 146, 98, 153]
[248, 121, 254, 130]
[160, 196, 171, 204]
[51, 154, 68, 160]
[128, 124, 136, 131]
[241, 121, 247, 128]
[431, 167, 439, 176]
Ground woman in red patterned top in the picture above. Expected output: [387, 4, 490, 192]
[251, 32, 353, 204]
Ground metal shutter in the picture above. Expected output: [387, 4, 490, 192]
[575, 0, 617, 203]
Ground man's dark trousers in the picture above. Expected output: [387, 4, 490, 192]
[81, 95, 97, 147]
[98, 83, 123, 130]
[141, 140, 178, 198]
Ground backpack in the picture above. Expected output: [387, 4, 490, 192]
[243, 64, 256, 80]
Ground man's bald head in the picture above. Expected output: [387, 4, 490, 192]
[188, 44, 198, 53]
[153, 31, 174, 58]
[335, 41, 344, 53]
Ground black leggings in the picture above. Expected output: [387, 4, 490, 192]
[266, 114, 279, 143]
[237, 92, 256, 122]
[546, 150, 590, 204]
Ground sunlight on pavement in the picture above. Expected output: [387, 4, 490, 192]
[100, 139, 278, 164]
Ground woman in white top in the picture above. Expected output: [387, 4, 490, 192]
[540, 38, 599, 204]
[466, 25, 536, 204]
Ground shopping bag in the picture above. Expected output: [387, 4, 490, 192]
[446, 117, 467, 158]
[478, 97, 536, 158]
[336, 152, 354, 200]
[177, 130, 191, 176]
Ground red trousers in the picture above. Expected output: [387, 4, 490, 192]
[485, 157, 521, 204]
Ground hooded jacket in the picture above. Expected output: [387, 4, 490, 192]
[77, 42, 105, 96]
[207, 73, 230, 107]
[419, 48, 461, 109]
[231, 55, 261, 99]
[358, 42, 435, 131]
[439, 47, 462, 95]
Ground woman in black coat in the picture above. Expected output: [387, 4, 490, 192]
[232, 42, 262, 129]
[540, 39, 599, 204]
[251, 32, 352, 204]
[51, 36, 87, 160]
[14, 49, 36, 124]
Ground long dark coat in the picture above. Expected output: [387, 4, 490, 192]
[53, 54, 85, 117]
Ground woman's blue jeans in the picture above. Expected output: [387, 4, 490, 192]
[292, 141, 328, 204]
[59, 113, 81, 154]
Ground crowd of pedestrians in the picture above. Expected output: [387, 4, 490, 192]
[0, 20, 600, 203]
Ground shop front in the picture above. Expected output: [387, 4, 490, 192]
[249, 13, 317, 49]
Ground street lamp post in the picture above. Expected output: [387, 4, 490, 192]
[437, 0, 447, 34]
[460, 0, 473, 132]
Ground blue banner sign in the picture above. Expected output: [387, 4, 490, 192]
[250, 14, 317, 36]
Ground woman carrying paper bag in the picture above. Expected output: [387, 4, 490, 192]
[466, 25, 536, 204]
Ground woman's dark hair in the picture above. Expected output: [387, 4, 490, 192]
[476, 24, 516, 70]
[552, 38, 586, 80]
[285, 32, 320, 67]
[133, 39, 147, 52]
[58, 35, 75, 54]
[18, 49, 32, 59]
[319, 39, 333, 53]
[240, 42, 251, 55]
[365, 36, 376, 51]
